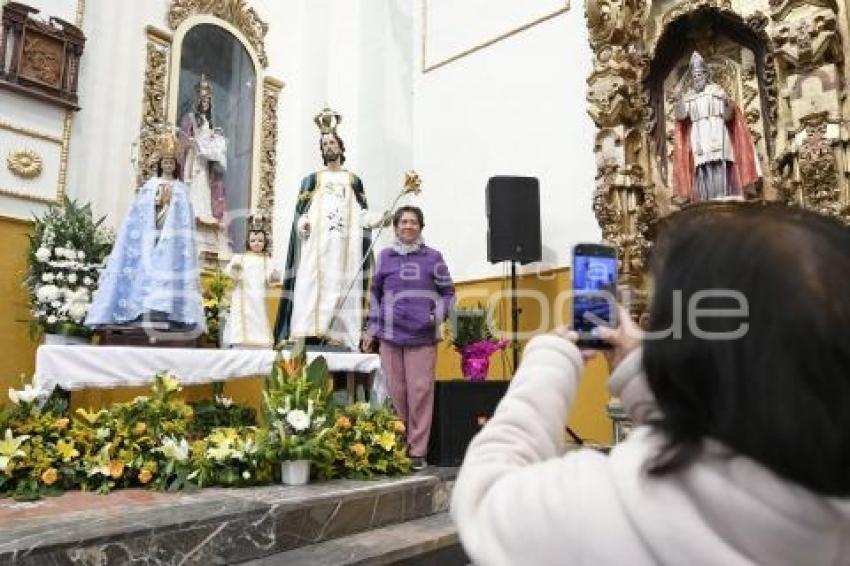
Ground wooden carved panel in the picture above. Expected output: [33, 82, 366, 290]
[0, 2, 85, 110]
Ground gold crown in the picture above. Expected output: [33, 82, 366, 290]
[314, 106, 341, 134]
[248, 213, 270, 233]
[196, 74, 213, 98]
[157, 131, 178, 160]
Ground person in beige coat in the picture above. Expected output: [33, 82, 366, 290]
[452, 204, 850, 566]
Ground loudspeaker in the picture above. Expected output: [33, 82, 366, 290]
[486, 176, 542, 265]
[427, 380, 509, 466]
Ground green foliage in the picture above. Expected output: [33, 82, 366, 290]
[201, 269, 233, 345]
[445, 303, 495, 348]
[187, 398, 256, 439]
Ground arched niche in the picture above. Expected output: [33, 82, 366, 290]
[137, 1, 284, 266]
[645, 8, 776, 197]
[167, 15, 262, 252]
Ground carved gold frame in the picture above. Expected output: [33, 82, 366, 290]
[139, 0, 283, 225]
[421, 0, 570, 73]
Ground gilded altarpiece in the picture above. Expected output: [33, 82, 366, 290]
[137, 0, 283, 266]
[585, 0, 850, 297]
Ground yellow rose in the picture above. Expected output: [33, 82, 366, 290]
[109, 460, 125, 479]
[393, 420, 406, 434]
[351, 443, 366, 457]
[41, 467, 58, 485]
[138, 469, 153, 484]
[53, 418, 70, 431]
[336, 416, 352, 430]
[134, 422, 147, 435]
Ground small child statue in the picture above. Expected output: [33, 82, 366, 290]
[222, 215, 280, 348]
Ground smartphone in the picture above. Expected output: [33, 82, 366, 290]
[572, 243, 618, 349]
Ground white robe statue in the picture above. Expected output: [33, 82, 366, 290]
[289, 170, 381, 350]
[223, 252, 277, 348]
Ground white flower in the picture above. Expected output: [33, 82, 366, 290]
[56, 273, 65, 281]
[37, 285, 59, 303]
[77, 251, 86, 260]
[242, 470, 251, 480]
[8, 384, 46, 405]
[159, 437, 190, 463]
[41, 274, 51, 283]
[83, 276, 93, 286]
[50, 301, 61, 309]
[54, 247, 65, 259]
[215, 395, 233, 408]
[68, 302, 88, 322]
[286, 409, 310, 432]
[68, 273, 78, 284]
[35, 247, 51, 262]
[0, 429, 30, 473]
[46, 315, 58, 325]
[95, 427, 111, 440]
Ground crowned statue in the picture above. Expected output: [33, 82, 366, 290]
[273, 107, 388, 350]
[673, 51, 761, 203]
[85, 131, 205, 330]
[222, 214, 280, 348]
[179, 74, 228, 223]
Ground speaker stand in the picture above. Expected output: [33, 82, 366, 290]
[510, 259, 520, 373]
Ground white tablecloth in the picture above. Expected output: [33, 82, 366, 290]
[34, 346, 384, 396]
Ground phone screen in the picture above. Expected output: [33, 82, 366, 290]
[572, 245, 617, 347]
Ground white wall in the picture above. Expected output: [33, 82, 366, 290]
[2, 0, 599, 282]
[59, 0, 413, 263]
[412, 2, 600, 281]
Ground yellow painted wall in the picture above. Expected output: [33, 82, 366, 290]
[437, 268, 612, 445]
[0, 217, 39, 401]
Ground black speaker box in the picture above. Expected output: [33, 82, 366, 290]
[427, 380, 509, 467]
[486, 176, 542, 265]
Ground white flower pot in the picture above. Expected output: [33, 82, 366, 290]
[280, 459, 311, 485]
[43, 333, 90, 346]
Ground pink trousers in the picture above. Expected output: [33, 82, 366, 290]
[379, 341, 437, 458]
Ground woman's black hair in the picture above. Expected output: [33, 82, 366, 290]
[393, 206, 424, 229]
[642, 202, 850, 496]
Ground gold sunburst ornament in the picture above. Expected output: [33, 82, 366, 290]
[7, 149, 43, 179]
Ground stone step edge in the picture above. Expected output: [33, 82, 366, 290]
[0, 470, 456, 563]
[241, 511, 463, 566]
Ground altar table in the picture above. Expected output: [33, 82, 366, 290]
[33, 346, 386, 403]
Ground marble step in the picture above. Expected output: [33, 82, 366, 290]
[241, 512, 467, 566]
[0, 468, 457, 565]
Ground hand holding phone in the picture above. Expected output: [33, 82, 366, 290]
[572, 243, 618, 349]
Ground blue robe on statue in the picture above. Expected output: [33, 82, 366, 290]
[85, 177, 206, 330]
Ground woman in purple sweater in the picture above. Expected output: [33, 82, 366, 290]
[362, 206, 455, 470]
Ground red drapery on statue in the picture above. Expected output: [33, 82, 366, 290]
[673, 103, 760, 201]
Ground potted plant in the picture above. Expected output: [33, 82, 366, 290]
[445, 304, 510, 381]
[25, 197, 114, 344]
[262, 342, 334, 485]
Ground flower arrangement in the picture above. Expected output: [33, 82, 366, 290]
[261, 344, 335, 467]
[190, 426, 272, 487]
[201, 270, 233, 346]
[327, 403, 411, 479]
[0, 361, 411, 500]
[445, 304, 510, 381]
[25, 196, 114, 340]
